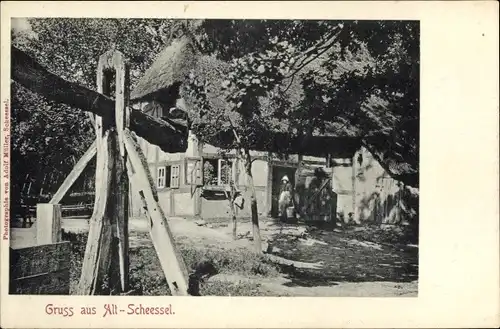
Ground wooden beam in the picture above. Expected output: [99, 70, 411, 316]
[124, 129, 189, 296]
[11, 46, 188, 153]
[99, 50, 130, 292]
[49, 141, 97, 205]
[11, 46, 365, 159]
[35, 204, 62, 245]
[77, 132, 113, 295]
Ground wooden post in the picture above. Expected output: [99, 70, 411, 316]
[111, 51, 130, 292]
[78, 49, 131, 295]
[36, 203, 62, 245]
[77, 131, 114, 295]
[266, 152, 273, 217]
[325, 153, 333, 223]
[295, 154, 303, 219]
[190, 131, 203, 218]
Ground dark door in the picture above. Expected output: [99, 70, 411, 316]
[271, 166, 296, 218]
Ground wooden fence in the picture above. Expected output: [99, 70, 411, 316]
[9, 204, 70, 295]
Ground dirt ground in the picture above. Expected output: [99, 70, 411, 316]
[10, 216, 418, 297]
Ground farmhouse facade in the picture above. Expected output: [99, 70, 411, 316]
[129, 117, 416, 225]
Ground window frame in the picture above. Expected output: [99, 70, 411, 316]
[171, 164, 180, 189]
[157, 166, 167, 189]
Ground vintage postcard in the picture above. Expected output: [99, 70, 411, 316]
[1, 1, 498, 328]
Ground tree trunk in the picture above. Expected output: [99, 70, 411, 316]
[232, 211, 237, 240]
[225, 186, 237, 240]
[223, 182, 238, 240]
[224, 182, 237, 240]
[242, 148, 262, 253]
[230, 183, 238, 240]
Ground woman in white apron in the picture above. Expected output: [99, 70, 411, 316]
[278, 175, 293, 221]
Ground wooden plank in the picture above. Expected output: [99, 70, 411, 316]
[10, 269, 70, 295]
[116, 57, 131, 293]
[104, 50, 131, 292]
[106, 130, 122, 294]
[50, 141, 97, 204]
[10, 242, 70, 295]
[94, 54, 109, 214]
[112, 52, 130, 158]
[124, 130, 189, 296]
[11, 46, 188, 154]
[36, 204, 62, 245]
[76, 132, 113, 295]
[10, 242, 70, 279]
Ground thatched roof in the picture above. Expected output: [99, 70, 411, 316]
[130, 36, 197, 103]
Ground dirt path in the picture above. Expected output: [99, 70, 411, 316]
[10, 216, 419, 297]
[184, 218, 419, 296]
[10, 216, 229, 249]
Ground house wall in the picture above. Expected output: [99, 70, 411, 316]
[130, 133, 195, 218]
[331, 158, 355, 222]
[130, 130, 272, 219]
[352, 146, 418, 224]
[129, 180, 145, 218]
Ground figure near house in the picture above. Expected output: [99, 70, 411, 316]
[278, 175, 293, 222]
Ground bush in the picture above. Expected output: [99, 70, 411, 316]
[201, 280, 289, 296]
[179, 245, 279, 277]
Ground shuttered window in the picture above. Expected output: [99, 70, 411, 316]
[157, 166, 172, 189]
[171, 164, 180, 188]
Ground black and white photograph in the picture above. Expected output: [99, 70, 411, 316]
[7, 17, 420, 298]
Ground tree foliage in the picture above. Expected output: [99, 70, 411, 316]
[10, 18, 188, 199]
[185, 19, 419, 173]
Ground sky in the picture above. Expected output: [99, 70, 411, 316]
[11, 18, 37, 41]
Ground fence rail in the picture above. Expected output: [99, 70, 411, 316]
[13, 203, 94, 217]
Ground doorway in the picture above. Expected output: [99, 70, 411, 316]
[271, 165, 297, 218]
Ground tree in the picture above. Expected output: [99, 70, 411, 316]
[183, 20, 419, 251]
[193, 20, 419, 167]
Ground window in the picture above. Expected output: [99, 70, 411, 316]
[157, 166, 171, 189]
[203, 158, 235, 186]
[171, 164, 180, 188]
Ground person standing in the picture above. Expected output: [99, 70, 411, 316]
[278, 175, 293, 222]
